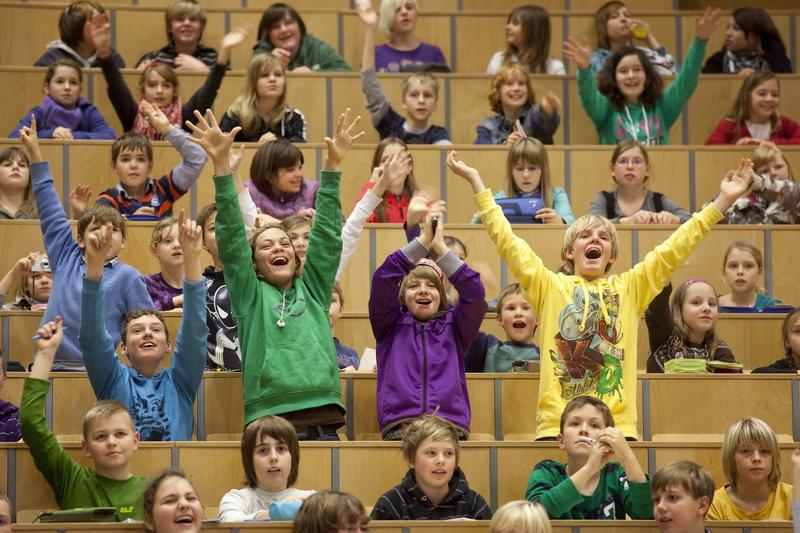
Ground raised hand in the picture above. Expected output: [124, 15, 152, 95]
[694, 7, 723, 41]
[383, 151, 412, 187]
[87, 12, 111, 58]
[324, 108, 365, 171]
[229, 144, 245, 173]
[84, 219, 115, 277]
[446, 150, 485, 193]
[69, 184, 93, 219]
[217, 23, 254, 66]
[563, 37, 592, 70]
[186, 109, 241, 174]
[540, 91, 562, 116]
[407, 191, 446, 227]
[19, 115, 43, 163]
[176, 209, 202, 281]
[715, 158, 754, 212]
[140, 100, 173, 135]
[35, 317, 64, 358]
[12, 254, 37, 276]
[357, 2, 379, 28]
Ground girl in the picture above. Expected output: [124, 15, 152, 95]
[0, 147, 37, 220]
[646, 279, 737, 373]
[143, 469, 204, 533]
[370, 0, 448, 72]
[292, 491, 369, 533]
[486, 5, 565, 75]
[191, 107, 362, 439]
[221, 54, 307, 143]
[282, 215, 311, 270]
[355, 138, 415, 223]
[718, 241, 782, 311]
[472, 137, 574, 224]
[708, 417, 793, 520]
[490, 500, 552, 533]
[0, 253, 52, 311]
[219, 415, 315, 521]
[246, 139, 316, 221]
[476, 64, 561, 145]
[10, 59, 115, 140]
[753, 308, 800, 374]
[89, 13, 251, 140]
[253, 3, 350, 72]
[136, 0, 218, 71]
[724, 141, 800, 224]
[702, 7, 792, 75]
[370, 213, 486, 440]
[564, 8, 722, 145]
[589, 140, 690, 224]
[706, 72, 800, 145]
[146, 217, 185, 311]
[590, 1, 677, 75]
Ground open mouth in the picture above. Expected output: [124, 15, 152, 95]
[585, 247, 602, 260]
[512, 320, 527, 329]
[415, 298, 432, 306]
[173, 515, 195, 525]
[271, 257, 289, 266]
[140, 342, 157, 349]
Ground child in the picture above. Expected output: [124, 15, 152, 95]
[447, 150, 752, 439]
[487, 5, 565, 75]
[707, 72, 800, 145]
[220, 54, 307, 143]
[702, 7, 792, 75]
[465, 283, 539, 373]
[370, 213, 486, 439]
[10, 59, 115, 140]
[472, 137, 574, 224]
[191, 107, 361, 438]
[564, 8, 722, 145]
[476, 64, 560, 145]
[20, 117, 154, 370]
[708, 417, 793, 520]
[293, 491, 369, 533]
[137, 0, 218, 70]
[589, 140, 690, 224]
[525, 396, 652, 519]
[371, 414, 492, 519]
[753, 308, 800, 374]
[245, 139, 316, 221]
[355, 138, 415, 223]
[20, 318, 146, 519]
[146, 217, 184, 311]
[143, 469, 203, 533]
[330, 281, 359, 371]
[34, 0, 125, 68]
[219, 415, 315, 521]
[80, 212, 207, 442]
[0, 493, 11, 533]
[489, 500, 552, 533]
[0, 253, 51, 311]
[0, 147, 37, 219]
[282, 215, 311, 270]
[646, 279, 737, 373]
[89, 103, 207, 219]
[0, 352, 21, 442]
[358, 0, 447, 73]
[591, 1, 677, 75]
[718, 241, 782, 310]
[652, 460, 715, 533]
[89, 13, 251, 139]
[253, 3, 350, 72]
[360, 12, 450, 145]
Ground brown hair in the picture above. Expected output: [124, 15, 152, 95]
[138, 63, 179, 102]
[44, 58, 83, 87]
[443, 235, 467, 258]
[164, 0, 206, 43]
[143, 469, 201, 531]
[721, 417, 782, 490]
[111, 132, 154, 164]
[594, 1, 628, 50]
[598, 47, 663, 111]
[370, 138, 417, 222]
[506, 136, 553, 206]
[121, 308, 170, 345]
[292, 491, 368, 533]
[77, 204, 127, 240]
[197, 202, 217, 246]
[669, 279, 719, 351]
[399, 265, 448, 316]
[724, 71, 781, 141]
[257, 2, 307, 44]
[489, 64, 534, 114]
[249, 224, 303, 280]
[497, 283, 523, 312]
[726, 7, 786, 53]
[82, 399, 135, 439]
[780, 308, 800, 368]
[149, 216, 178, 252]
[559, 395, 614, 433]
[242, 415, 300, 489]
[59, 1, 105, 48]
[652, 460, 715, 507]
[502, 5, 552, 74]
[0, 147, 37, 218]
[401, 414, 460, 465]
[281, 214, 311, 234]
[249, 139, 304, 197]
[332, 280, 345, 309]
[610, 140, 650, 186]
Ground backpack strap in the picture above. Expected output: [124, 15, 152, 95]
[602, 191, 616, 219]
[653, 192, 664, 212]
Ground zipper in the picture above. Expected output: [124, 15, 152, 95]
[420, 322, 428, 415]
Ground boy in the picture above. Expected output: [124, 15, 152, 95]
[20, 116, 154, 371]
[92, 101, 207, 218]
[465, 283, 539, 372]
[80, 213, 207, 441]
[371, 414, 492, 520]
[652, 461, 715, 533]
[525, 396, 651, 519]
[145, 217, 184, 311]
[329, 281, 359, 371]
[0, 352, 21, 442]
[448, 152, 754, 440]
[20, 318, 147, 519]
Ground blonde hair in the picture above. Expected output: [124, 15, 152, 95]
[561, 215, 618, 275]
[751, 141, 795, 182]
[490, 500, 552, 533]
[402, 72, 439, 99]
[401, 414, 460, 465]
[148, 216, 178, 252]
[227, 54, 291, 133]
[378, 0, 419, 35]
[506, 137, 552, 205]
[489, 64, 534, 114]
[669, 279, 719, 351]
[164, 0, 206, 43]
[82, 400, 135, 440]
[721, 417, 782, 490]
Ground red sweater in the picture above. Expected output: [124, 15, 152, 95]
[706, 115, 800, 145]
[355, 181, 411, 223]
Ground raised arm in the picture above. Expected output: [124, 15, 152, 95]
[565, 37, 612, 128]
[0, 255, 35, 306]
[89, 12, 138, 131]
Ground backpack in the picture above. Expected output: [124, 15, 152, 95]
[603, 191, 663, 219]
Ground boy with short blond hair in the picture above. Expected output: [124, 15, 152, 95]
[525, 396, 651, 519]
[652, 461, 715, 533]
[21, 318, 147, 519]
[145, 217, 184, 311]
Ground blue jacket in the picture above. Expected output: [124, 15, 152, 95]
[10, 98, 116, 140]
[31, 162, 154, 369]
[80, 276, 207, 441]
[370, 239, 486, 434]
[475, 105, 560, 145]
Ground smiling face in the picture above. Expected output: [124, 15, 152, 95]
[269, 14, 301, 56]
[113, 147, 154, 195]
[392, 1, 417, 34]
[402, 79, 437, 124]
[408, 436, 456, 497]
[734, 441, 773, 486]
[44, 65, 81, 108]
[143, 70, 175, 108]
[83, 412, 140, 475]
[0, 153, 30, 194]
[557, 403, 606, 458]
[273, 161, 303, 195]
[170, 14, 202, 48]
[615, 54, 646, 104]
[749, 78, 779, 123]
[499, 76, 528, 113]
[252, 434, 293, 492]
[723, 248, 760, 298]
[122, 313, 170, 370]
[511, 159, 542, 195]
[256, 64, 286, 100]
[253, 227, 297, 290]
[755, 155, 790, 181]
[152, 223, 183, 270]
[498, 292, 537, 344]
[680, 283, 718, 342]
[565, 225, 615, 280]
[653, 485, 709, 533]
[612, 146, 649, 190]
[505, 15, 522, 47]
[286, 221, 310, 267]
[146, 476, 203, 533]
[403, 274, 442, 321]
[606, 7, 632, 42]
[725, 19, 752, 52]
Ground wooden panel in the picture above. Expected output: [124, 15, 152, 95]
[771, 228, 800, 306]
[0, 6, 62, 66]
[203, 373, 244, 436]
[499, 375, 539, 437]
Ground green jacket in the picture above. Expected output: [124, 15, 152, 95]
[252, 33, 351, 72]
[577, 37, 706, 145]
[19, 378, 147, 520]
[214, 171, 345, 425]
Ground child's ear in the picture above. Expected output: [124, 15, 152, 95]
[564, 247, 575, 261]
[81, 439, 90, 457]
[76, 231, 86, 250]
[165, 340, 172, 354]
[697, 495, 710, 516]
[556, 433, 566, 450]
[133, 431, 141, 449]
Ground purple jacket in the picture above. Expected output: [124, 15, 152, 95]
[245, 179, 319, 220]
[10, 97, 116, 140]
[370, 239, 486, 434]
